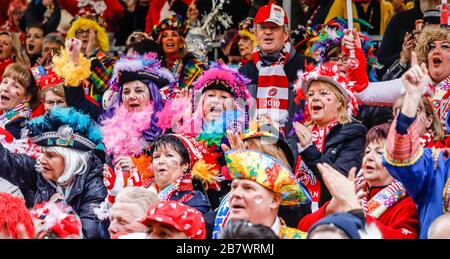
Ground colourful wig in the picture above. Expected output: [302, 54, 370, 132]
[67, 18, 109, 52]
[0, 193, 35, 239]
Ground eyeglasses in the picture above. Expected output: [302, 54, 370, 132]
[75, 29, 91, 36]
[328, 56, 349, 63]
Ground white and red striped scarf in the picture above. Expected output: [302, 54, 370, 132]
[254, 42, 291, 127]
[294, 119, 338, 211]
[311, 119, 338, 152]
[361, 180, 407, 219]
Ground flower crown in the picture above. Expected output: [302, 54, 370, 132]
[193, 62, 252, 101]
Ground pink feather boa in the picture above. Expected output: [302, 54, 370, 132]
[101, 104, 153, 159]
[156, 97, 202, 136]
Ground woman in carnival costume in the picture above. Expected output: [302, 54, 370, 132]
[98, 51, 176, 205]
[153, 14, 206, 90]
[66, 6, 116, 103]
[298, 123, 420, 239]
[157, 62, 253, 139]
[156, 62, 253, 209]
[382, 54, 450, 239]
[0, 63, 40, 139]
[292, 62, 367, 209]
[236, 17, 257, 68]
[0, 106, 109, 238]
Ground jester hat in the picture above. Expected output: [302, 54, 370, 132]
[225, 150, 311, 206]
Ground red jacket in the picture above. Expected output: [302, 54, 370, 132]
[298, 186, 419, 239]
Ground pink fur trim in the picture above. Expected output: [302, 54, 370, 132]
[101, 104, 153, 159]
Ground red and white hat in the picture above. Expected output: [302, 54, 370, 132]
[254, 4, 288, 26]
[294, 62, 359, 117]
[138, 201, 206, 239]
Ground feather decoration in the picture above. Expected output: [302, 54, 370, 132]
[191, 150, 222, 191]
[155, 97, 189, 132]
[108, 53, 175, 92]
[27, 107, 103, 146]
[101, 104, 153, 159]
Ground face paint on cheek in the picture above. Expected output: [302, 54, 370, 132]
[169, 159, 181, 168]
[254, 194, 263, 205]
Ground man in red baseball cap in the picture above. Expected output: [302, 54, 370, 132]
[239, 3, 316, 131]
[139, 200, 206, 239]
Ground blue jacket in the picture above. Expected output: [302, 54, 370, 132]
[383, 112, 450, 239]
[384, 148, 449, 239]
[0, 143, 108, 239]
[171, 189, 211, 214]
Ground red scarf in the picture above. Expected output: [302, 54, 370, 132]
[311, 119, 339, 152]
[294, 119, 339, 211]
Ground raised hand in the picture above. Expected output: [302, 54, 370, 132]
[103, 163, 125, 197]
[342, 29, 362, 50]
[294, 122, 312, 148]
[115, 156, 134, 172]
[221, 130, 246, 152]
[401, 51, 431, 117]
[400, 32, 414, 65]
[402, 52, 430, 95]
[66, 38, 82, 65]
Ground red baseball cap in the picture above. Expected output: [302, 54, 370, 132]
[138, 201, 206, 239]
[254, 4, 288, 26]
